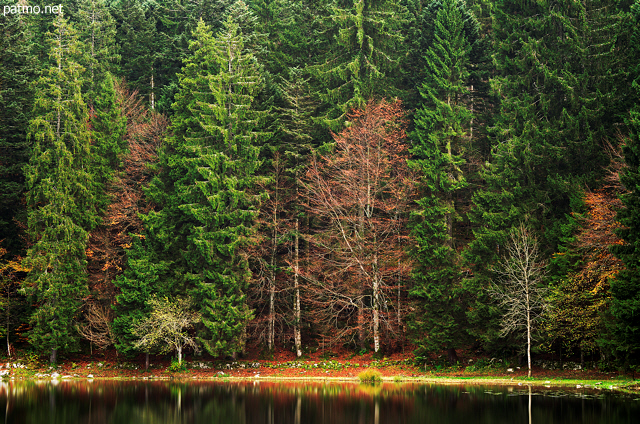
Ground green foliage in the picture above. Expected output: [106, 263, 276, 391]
[358, 368, 383, 383]
[22, 15, 96, 362]
[408, 0, 474, 356]
[0, 12, 38, 255]
[168, 359, 187, 372]
[131, 296, 200, 365]
[463, 0, 628, 353]
[311, 0, 405, 130]
[608, 109, 640, 364]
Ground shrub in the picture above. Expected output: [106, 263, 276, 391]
[358, 369, 382, 383]
[168, 359, 186, 372]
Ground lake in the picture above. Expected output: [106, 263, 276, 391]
[1, 379, 639, 424]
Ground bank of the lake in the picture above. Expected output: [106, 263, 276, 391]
[2, 359, 639, 395]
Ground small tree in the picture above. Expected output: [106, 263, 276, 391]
[489, 225, 548, 377]
[132, 296, 200, 365]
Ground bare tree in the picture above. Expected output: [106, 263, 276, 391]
[77, 301, 116, 352]
[132, 296, 200, 365]
[302, 99, 414, 353]
[490, 225, 549, 377]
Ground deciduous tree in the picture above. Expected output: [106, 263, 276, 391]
[303, 99, 413, 352]
[489, 225, 548, 377]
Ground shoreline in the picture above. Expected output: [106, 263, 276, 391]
[6, 372, 639, 394]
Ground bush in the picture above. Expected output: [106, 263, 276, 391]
[358, 369, 382, 383]
[168, 359, 186, 372]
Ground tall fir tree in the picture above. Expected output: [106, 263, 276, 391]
[122, 16, 267, 358]
[605, 0, 640, 364]
[0, 12, 38, 255]
[113, 0, 158, 109]
[22, 15, 96, 363]
[408, 0, 474, 363]
[76, 0, 119, 102]
[311, 0, 405, 130]
[463, 0, 629, 351]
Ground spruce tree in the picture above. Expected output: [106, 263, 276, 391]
[126, 17, 266, 358]
[113, 0, 158, 108]
[608, 110, 640, 364]
[408, 0, 474, 362]
[0, 12, 38, 255]
[311, 0, 405, 130]
[91, 71, 127, 211]
[22, 16, 96, 363]
[463, 0, 628, 351]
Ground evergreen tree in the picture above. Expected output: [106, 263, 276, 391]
[408, 0, 474, 363]
[76, 0, 119, 101]
[113, 0, 158, 108]
[22, 16, 96, 363]
[91, 71, 127, 211]
[129, 17, 266, 358]
[608, 110, 640, 364]
[0, 12, 38, 255]
[463, 0, 629, 351]
[311, 0, 405, 130]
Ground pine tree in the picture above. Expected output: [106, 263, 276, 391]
[408, 0, 474, 362]
[463, 0, 629, 351]
[127, 17, 266, 358]
[22, 15, 96, 364]
[311, 0, 405, 130]
[0, 12, 38, 255]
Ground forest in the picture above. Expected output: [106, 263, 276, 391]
[0, 0, 639, 369]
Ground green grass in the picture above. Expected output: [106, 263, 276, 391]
[358, 369, 382, 383]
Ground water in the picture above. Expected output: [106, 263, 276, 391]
[1, 379, 639, 424]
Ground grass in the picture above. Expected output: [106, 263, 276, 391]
[358, 369, 382, 383]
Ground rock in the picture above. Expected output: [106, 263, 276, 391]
[507, 368, 514, 372]
[51, 372, 60, 379]
[87, 374, 94, 379]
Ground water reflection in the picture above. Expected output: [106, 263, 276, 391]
[0, 380, 638, 424]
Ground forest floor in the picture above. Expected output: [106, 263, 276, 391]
[3, 345, 640, 392]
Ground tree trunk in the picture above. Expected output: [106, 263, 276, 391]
[447, 347, 458, 365]
[50, 348, 57, 365]
[357, 297, 365, 351]
[294, 218, 302, 357]
[527, 293, 532, 378]
[373, 271, 380, 353]
[145, 352, 149, 371]
[177, 346, 182, 365]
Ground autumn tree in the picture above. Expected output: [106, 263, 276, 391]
[545, 185, 623, 364]
[303, 99, 413, 353]
[490, 225, 548, 378]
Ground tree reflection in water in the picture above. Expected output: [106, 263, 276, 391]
[0, 380, 638, 424]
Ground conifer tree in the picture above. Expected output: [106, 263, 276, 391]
[311, 0, 405, 130]
[408, 0, 474, 363]
[0, 12, 38, 255]
[463, 0, 628, 351]
[128, 16, 266, 358]
[22, 16, 96, 364]
[113, 0, 158, 108]
[91, 72, 127, 211]
[76, 0, 118, 100]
